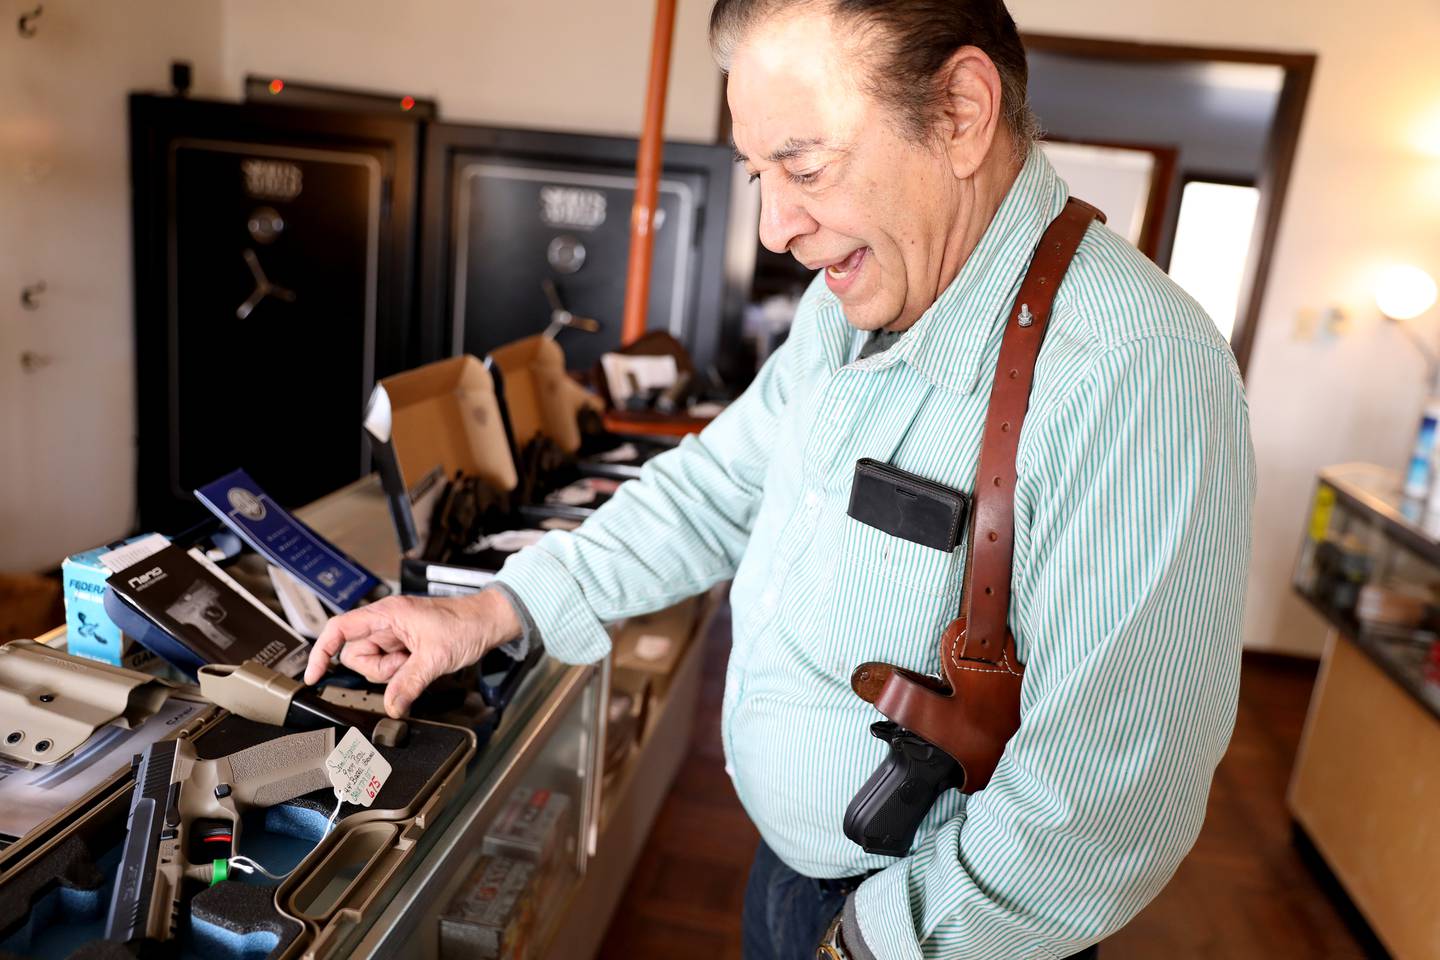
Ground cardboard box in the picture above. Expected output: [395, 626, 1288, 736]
[483, 786, 571, 867]
[604, 666, 653, 776]
[439, 854, 535, 960]
[488, 335, 603, 455]
[610, 594, 701, 679]
[61, 534, 163, 665]
[375, 355, 519, 498]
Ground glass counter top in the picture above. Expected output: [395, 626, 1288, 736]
[1299, 463, 1440, 723]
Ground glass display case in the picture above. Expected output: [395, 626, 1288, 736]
[1293, 462, 1440, 717]
[296, 475, 713, 960]
[1288, 463, 1440, 960]
[295, 478, 607, 960]
[344, 658, 607, 960]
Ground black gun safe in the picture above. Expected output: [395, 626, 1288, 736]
[417, 125, 741, 375]
[131, 100, 745, 533]
[130, 95, 422, 531]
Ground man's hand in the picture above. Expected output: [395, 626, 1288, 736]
[303, 589, 523, 719]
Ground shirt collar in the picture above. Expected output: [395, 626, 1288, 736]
[849, 146, 1070, 394]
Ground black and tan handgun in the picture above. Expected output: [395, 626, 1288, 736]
[104, 728, 335, 945]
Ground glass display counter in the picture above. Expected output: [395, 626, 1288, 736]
[1293, 462, 1440, 718]
[1288, 463, 1440, 960]
[297, 476, 712, 960]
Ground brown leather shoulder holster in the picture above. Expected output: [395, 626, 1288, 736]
[851, 197, 1103, 794]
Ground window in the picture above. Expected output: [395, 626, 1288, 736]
[1167, 180, 1261, 341]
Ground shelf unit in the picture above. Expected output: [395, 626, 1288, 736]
[1289, 463, 1440, 960]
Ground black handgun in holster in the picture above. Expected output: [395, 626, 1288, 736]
[843, 722, 965, 856]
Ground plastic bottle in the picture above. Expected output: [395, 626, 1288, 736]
[1407, 396, 1440, 500]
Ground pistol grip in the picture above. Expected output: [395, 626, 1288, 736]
[842, 722, 965, 857]
[225, 728, 337, 808]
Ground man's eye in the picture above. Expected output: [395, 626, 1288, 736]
[747, 171, 760, 185]
[787, 167, 822, 186]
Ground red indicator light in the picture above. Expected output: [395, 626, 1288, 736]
[400, 96, 415, 111]
[268, 79, 284, 95]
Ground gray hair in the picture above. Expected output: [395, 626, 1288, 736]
[711, 0, 1040, 149]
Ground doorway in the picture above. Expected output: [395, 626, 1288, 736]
[1025, 34, 1317, 374]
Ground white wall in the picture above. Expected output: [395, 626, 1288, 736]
[0, 0, 224, 572]
[0, 0, 720, 575]
[218, 0, 725, 142]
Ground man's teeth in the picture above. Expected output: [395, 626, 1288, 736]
[827, 250, 862, 278]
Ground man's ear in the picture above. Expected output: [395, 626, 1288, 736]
[938, 45, 1004, 179]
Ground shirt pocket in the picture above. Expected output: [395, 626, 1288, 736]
[825, 516, 964, 676]
[839, 514, 962, 597]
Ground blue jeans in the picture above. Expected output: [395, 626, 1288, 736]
[743, 839, 855, 960]
[741, 840, 1100, 960]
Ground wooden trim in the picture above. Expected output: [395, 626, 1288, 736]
[1044, 136, 1179, 261]
[1232, 57, 1315, 375]
[1023, 33, 1318, 377]
[602, 411, 712, 437]
[1023, 32, 1316, 70]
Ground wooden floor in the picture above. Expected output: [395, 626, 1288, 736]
[597, 608, 1377, 960]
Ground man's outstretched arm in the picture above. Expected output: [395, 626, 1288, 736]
[493, 320, 809, 664]
[307, 289, 821, 712]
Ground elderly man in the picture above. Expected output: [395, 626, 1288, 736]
[307, 1, 1255, 957]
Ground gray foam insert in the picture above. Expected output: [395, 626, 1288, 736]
[188, 882, 300, 956]
[0, 835, 104, 952]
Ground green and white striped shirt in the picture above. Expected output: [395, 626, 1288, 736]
[496, 147, 1255, 958]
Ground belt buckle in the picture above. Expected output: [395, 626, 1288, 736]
[815, 912, 848, 960]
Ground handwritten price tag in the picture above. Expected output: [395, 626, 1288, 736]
[325, 727, 392, 808]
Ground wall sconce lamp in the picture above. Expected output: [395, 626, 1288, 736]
[1378, 264, 1440, 387]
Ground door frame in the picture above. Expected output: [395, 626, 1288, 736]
[1023, 33, 1317, 376]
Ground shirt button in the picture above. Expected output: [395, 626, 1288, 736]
[806, 491, 821, 508]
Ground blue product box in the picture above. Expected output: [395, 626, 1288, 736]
[61, 534, 161, 664]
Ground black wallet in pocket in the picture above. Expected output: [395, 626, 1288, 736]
[847, 458, 969, 553]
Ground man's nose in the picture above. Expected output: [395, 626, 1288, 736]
[757, 181, 818, 255]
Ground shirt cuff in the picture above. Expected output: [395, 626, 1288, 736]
[842, 892, 880, 960]
[483, 582, 539, 661]
[492, 544, 612, 665]
[852, 861, 923, 960]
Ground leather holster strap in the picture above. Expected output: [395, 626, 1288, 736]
[852, 197, 1104, 793]
[960, 197, 1103, 660]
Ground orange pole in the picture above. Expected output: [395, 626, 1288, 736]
[621, 0, 677, 345]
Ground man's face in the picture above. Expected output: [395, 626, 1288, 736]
[728, 12, 966, 331]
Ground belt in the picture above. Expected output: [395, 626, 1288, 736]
[812, 868, 880, 896]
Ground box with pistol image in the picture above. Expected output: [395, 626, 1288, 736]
[103, 543, 310, 678]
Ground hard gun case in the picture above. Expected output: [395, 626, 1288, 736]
[0, 644, 477, 960]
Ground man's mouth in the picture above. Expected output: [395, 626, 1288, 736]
[825, 247, 867, 280]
